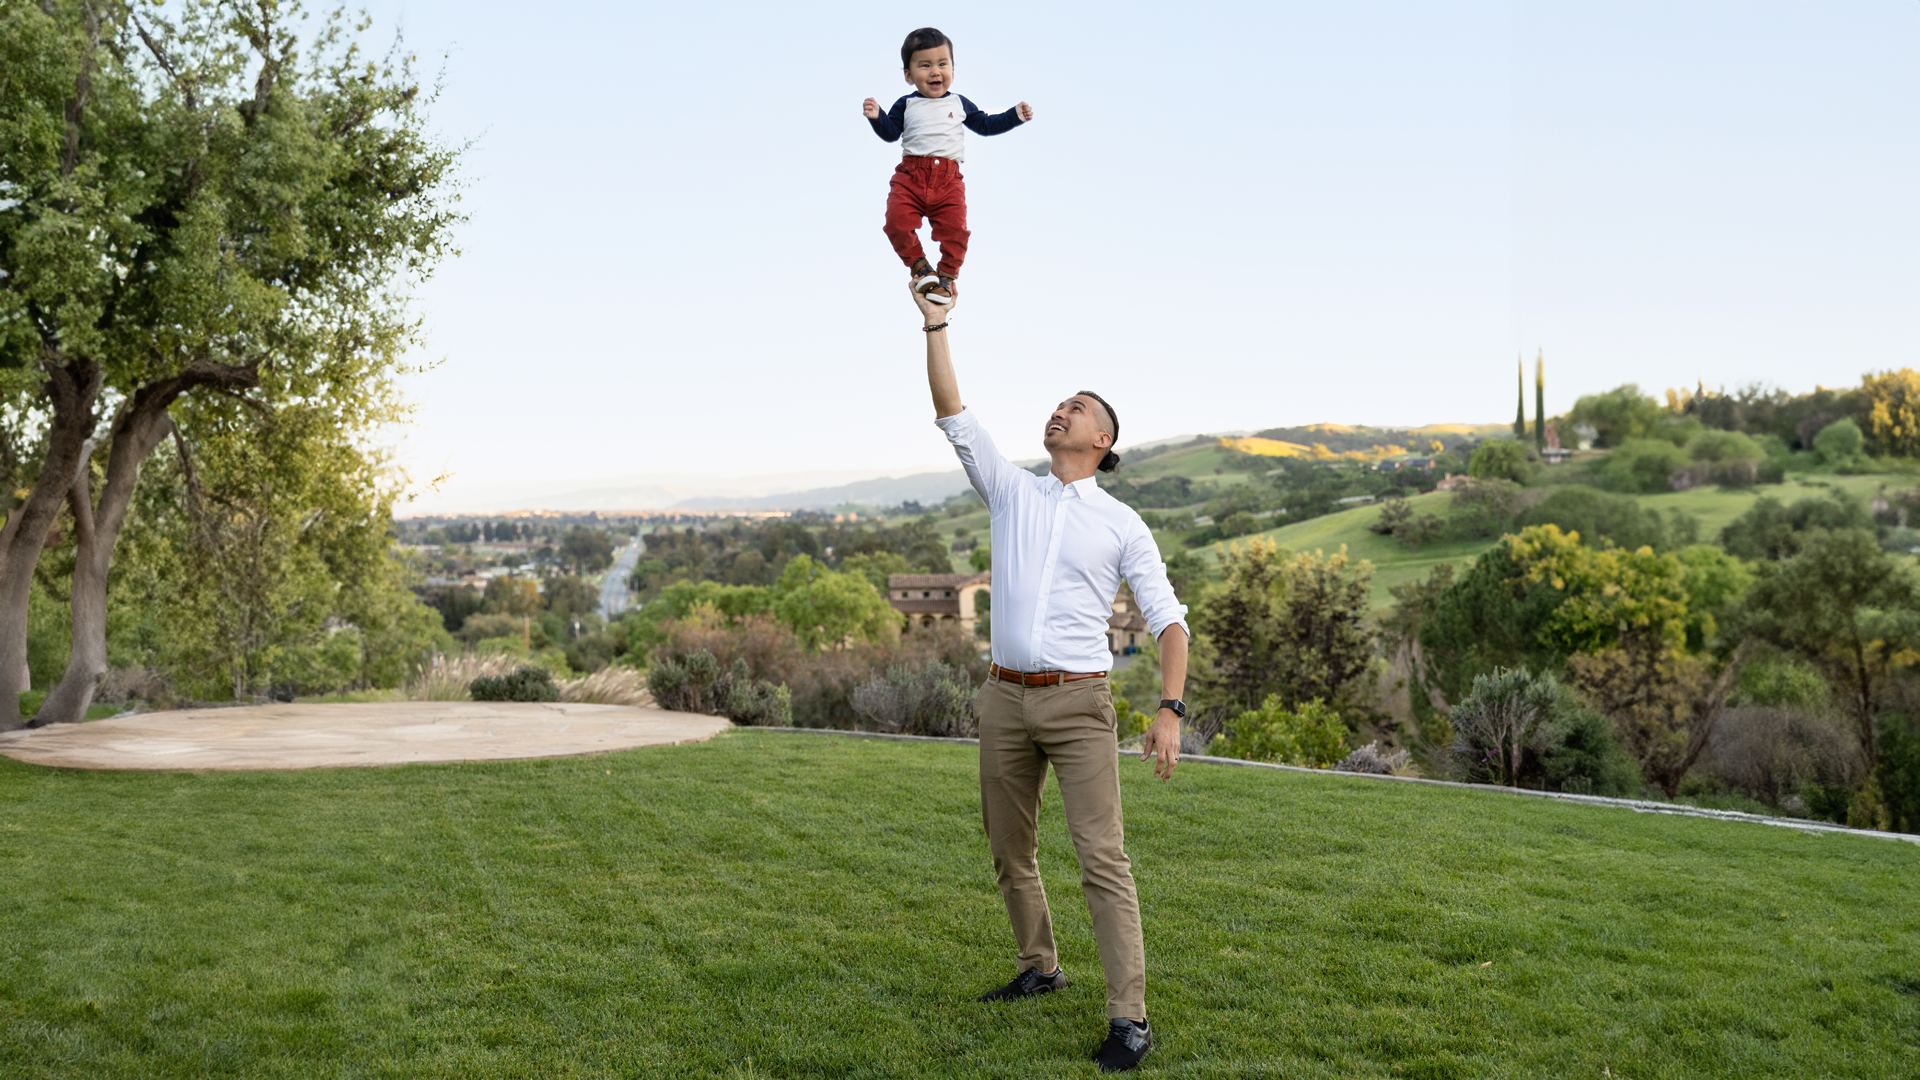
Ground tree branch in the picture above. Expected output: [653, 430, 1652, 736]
[60, 2, 103, 177]
[131, 13, 198, 111]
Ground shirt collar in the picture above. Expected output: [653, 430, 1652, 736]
[1050, 473, 1098, 499]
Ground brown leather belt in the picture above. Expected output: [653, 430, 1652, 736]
[989, 664, 1107, 687]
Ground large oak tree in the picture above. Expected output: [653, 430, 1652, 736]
[0, 0, 461, 728]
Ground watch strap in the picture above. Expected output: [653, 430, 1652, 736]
[1159, 698, 1187, 719]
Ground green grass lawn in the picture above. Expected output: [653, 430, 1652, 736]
[2, 731, 1914, 1078]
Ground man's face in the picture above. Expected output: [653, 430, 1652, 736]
[904, 45, 954, 97]
[1043, 395, 1112, 457]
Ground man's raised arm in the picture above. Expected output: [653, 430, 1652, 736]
[913, 283, 963, 418]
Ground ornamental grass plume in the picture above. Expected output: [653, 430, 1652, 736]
[558, 666, 654, 707]
[404, 653, 523, 701]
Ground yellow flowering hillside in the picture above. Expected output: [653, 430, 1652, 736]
[1220, 437, 1410, 463]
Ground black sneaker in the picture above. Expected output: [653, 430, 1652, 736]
[1094, 1018, 1152, 1073]
[978, 966, 1067, 1002]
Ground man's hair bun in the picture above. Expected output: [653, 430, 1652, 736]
[1098, 450, 1121, 473]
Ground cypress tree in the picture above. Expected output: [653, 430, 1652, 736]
[1513, 356, 1526, 438]
[1534, 350, 1546, 447]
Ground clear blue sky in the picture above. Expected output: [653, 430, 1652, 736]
[362, 1, 1920, 511]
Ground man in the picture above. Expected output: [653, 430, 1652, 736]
[912, 284, 1189, 1073]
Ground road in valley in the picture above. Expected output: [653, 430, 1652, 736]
[598, 535, 645, 619]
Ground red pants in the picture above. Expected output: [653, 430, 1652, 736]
[884, 155, 969, 279]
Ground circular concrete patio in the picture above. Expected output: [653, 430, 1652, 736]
[0, 701, 731, 771]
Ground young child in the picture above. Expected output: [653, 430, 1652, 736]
[863, 27, 1033, 305]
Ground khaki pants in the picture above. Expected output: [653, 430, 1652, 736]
[976, 676, 1146, 1020]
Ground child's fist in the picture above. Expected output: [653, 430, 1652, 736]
[863, 98, 880, 119]
[1016, 101, 1034, 122]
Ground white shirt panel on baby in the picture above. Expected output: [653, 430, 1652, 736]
[901, 94, 970, 161]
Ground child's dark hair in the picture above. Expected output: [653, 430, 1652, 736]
[901, 28, 953, 69]
[1078, 390, 1122, 473]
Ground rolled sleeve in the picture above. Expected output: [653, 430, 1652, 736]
[934, 407, 1017, 512]
[1120, 521, 1189, 642]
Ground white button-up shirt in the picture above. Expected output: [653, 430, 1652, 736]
[936, 407, 1189, 674]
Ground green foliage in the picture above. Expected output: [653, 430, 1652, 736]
[1873, 715, 1920, 833]
[1535, 698, 1644, 797]
[1370, 496, 1444, 552]
[559, 528, 615, 574]
[840, 551, 915, 593]
[1735, 655, 1831, 709]
[1595, 439, 1690, 494]
[1517, 485, 1673, 552]
[1719, 493, 1872, 561]
[1446, 478, 1523, 539]
[1210, 695, 1348, 767]
[0, 0, 463, 715]
[1416, 537, 1572, 705]
[469, 665, 559, 703]
[1813, 418, 1867, 468]
[849, 661, 976, 738]
[771, 556, 903, 650]
[969, 546, 991, 573]
[1447, 667, 1562, 786]
[1191, 540, 1376, 720]
[1467, 440, 1531, 483]
[1733, 527, 1920, 766]
[1568, 386, 1671, 447]
[539, 576, 598, 622]
[627, 580, 773, 652]
[645, 647, 789, 725]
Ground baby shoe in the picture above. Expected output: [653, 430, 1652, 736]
[921, 277, 955, 305]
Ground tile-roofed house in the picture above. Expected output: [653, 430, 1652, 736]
[887, 571, 990, 636]
[1106, 581, 1149, 657]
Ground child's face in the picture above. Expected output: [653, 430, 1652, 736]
[903, 45, 954, 97]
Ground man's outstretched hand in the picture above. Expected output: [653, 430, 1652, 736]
[910, 279, 956, 324]
[1142, 710, 1180, 780]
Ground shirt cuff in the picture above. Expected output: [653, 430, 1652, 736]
[933, 407, 976, 442]
[1146, 611, 1190, 644]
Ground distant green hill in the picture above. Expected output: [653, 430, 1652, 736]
[1206, 471, 1907, 610]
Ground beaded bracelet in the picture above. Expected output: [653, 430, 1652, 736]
[922, 322, 949, 333]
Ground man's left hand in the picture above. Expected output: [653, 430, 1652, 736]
[1142, 709, 1180, 780]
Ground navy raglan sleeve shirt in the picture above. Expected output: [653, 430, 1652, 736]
[868, 95, 910, 142]
[960, 95, 1025, 136]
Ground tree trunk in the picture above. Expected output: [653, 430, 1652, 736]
[0, 359, 103, 731]
[33, 364, 256, 726]
[33, 404, 177, 726]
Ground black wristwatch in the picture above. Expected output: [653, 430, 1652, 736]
[1159, 699, 1187, 719]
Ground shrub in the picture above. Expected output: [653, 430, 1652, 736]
[1702, 705, 1860, 809]
[1595, 439, 1690, 494]
[850, 660, 977, 737]
[1813, 418, 1866, 468]
[1874, 715, 1920, 834]
[1467, 440, 1531, 483]
[645, 648, 723, 713]
[470, 665, 559, 703]
[1719, 493, 1872, 561]
[1534, 699, 1642, 796]
[1447, 667, 1560, 786]
[1336, 741, 1411, 775]
[1517, 485, 1670, 552]
[1447, 478, 1523, 539]
[1210, 696, 1348, 768]
[645, 648, 789, 725]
